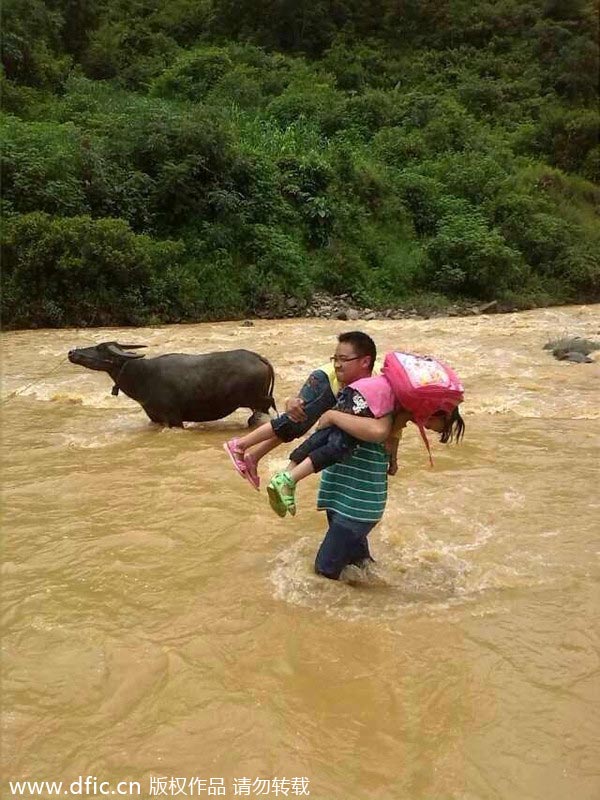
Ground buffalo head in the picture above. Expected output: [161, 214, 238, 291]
[68, 341, 147, 372]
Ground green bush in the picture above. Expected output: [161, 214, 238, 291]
[1, 114, 89, 216]
[316, 240, 371, 297]
[267, 81, 346, 135]
[501, 208, 574, 269]
[83, 21, 179, 87]
[151, 0, 213, 46]
[322, 40, 401, 91]
[1, 0, 72, 89]
[277, 154, 336, 245]
[555, 240, 600, 297]
[1, 212, 188, 327]
[0, 73, 61, 119]
[207, 65, 266, 110]
[423, 151, 511, 205]
[537, 107, 600, 177]
[244, 224, 313, 306]
[351, 231, 424, 307]
[181, 251, 247, 319]
[394, 171, 445, 236]
[150, 46, 234, 101]
[152, 43, 303, 107]
[343, 90, 398, 136]
[424, 100, 485, 154]
[0, 109, 158, 230]
[373, 127, 428, 166]
[424, 213, 525, 298]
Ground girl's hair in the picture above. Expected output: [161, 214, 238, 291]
[434, 406, 465, 444]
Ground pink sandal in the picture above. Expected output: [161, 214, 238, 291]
[223, 439, 247, 479]
[243, 452, 260, 491]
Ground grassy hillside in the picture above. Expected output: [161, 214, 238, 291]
[1, 0, 598, 327]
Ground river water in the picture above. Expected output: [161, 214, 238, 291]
[2, 307, 599, 800]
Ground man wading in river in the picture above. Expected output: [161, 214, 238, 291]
[269, 335, 462, 582]
[305, 333, 397, 581]
[310, 403, 459, 581]
[225, 332, 401, 580]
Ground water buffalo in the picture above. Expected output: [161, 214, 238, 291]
[68, 342, 276, 427]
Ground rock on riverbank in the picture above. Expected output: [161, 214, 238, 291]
[254, 292, 505, 321]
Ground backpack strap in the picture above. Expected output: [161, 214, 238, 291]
[416, 420, 435, 467]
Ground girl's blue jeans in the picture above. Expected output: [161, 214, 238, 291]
[270, 369, 336, 443]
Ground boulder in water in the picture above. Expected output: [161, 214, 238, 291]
[554, 350, 593, 363]
[543, 336, 598, 363]
[543, 336, 599, 355]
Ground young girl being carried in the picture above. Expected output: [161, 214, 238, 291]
[223, 331, 378, 489]
[266, 352, 465, 517]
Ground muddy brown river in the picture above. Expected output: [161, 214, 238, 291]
[2, 307, 599, 800]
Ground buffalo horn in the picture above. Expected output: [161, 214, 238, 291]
[107, 344, 145, 359]
[116, 343, 147, 349]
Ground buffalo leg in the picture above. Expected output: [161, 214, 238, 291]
[142, 405, 182, 427]
[142, 407, 163, 424]
[247, 410, 271, 427]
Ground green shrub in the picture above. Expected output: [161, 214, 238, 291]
[207, 65, 265, 109]
[501, 209, 574, 269]
[423, 151, 511, 204]
[151, 0, 213, 46]
[1, 212, 187, 327]
[343, 90, 398, 136]
[424, 213, 525, 298]
[83, 21, 179, 88]
[423, 102, 484, 154]
[555, 240, 600, 297]
[0, 74, 61, 119]
[581, 145, 599, 183]
[373, 127, 428, 166]
[242, 224, 312, 309]
[182, 252, 247, 319]
[1, 114, 89, 216]
[1, 0, 72, 89]
[267, 81, 346, 135]
[277, 154, 336, 245]
[526, 106, 600, 177]
[351, 231, 423, 307]
[394, 171, 445, 236]
[150, 46, 233, 101]
[322, 40, 401, 91]
[316, 240, 370, 297]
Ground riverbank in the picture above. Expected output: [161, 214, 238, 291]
[9, 295, 598, 331]
[252, 292, 554, 323]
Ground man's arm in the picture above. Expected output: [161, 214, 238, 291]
[385, 412, 408, 475]
[385, 436, 400, 475]
[317, 409, 392, 442]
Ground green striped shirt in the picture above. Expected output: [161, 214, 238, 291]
[317, 441, 389, 522]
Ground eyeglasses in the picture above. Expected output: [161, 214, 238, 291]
[330, 355, 363, 364]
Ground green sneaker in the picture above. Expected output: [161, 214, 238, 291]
[267, 472, 297, 517]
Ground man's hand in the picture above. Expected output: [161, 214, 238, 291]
[285, 396, 307, 422]
[316, 409, 334, 429]
[387, 456, 398, 476]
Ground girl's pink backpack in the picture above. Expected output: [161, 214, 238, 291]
[382, 351, 464, 465]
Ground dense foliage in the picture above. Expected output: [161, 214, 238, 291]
[2, 0, 599, 327]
